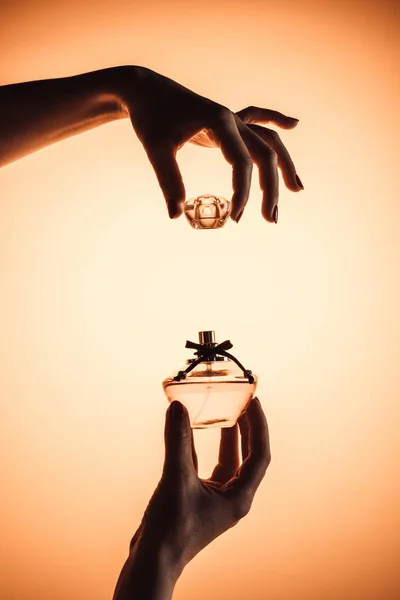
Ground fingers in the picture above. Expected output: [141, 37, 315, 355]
[248, 124, 303, 193]
[236, 121, 279, 223]
[210, 425, 239, 483]
[236, 106, 299, 130]
[212, 111, 253, 222]
[235, 108, 304, 223]
[143, 105, 302, 224]
[163, 401, 197, 480]
[231, 397, 271, 497]
[144, 141, 186, 219]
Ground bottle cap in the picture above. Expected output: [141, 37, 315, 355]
[199, 331, 216, 345]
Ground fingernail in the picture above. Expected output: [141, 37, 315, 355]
[291, 117, 299, 122]
[236, 209, 244, 224]
[272, 205, 278, 224]
[170, 400, 184, 420]
[167, 200, 178, 219]
[295, 175, 304, 190]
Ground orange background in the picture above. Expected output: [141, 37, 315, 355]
[0, 1, 399, 599]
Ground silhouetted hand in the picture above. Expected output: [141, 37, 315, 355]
[120, 66, 303, 222]
[129, 397, 270, 571]
[1, 66, 303, 223]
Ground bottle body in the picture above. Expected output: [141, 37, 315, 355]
[163, 360, 257, 428]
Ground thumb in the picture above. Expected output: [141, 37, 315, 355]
[163, 401, 195, 479]
[144, 142, 186, 219]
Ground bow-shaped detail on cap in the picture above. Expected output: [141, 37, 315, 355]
[185, 339, 233, 356]
[173, 339, 254, 384]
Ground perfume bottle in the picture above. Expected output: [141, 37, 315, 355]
[184, 195, 231, 229]
[162, 331, 257, 428]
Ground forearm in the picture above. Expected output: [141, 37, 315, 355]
[0, 66, 134, 167]
[113, 535, 181, 600]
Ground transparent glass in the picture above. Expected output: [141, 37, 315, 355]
[163, 360, 257, 428]
[184, 195, 231, 229]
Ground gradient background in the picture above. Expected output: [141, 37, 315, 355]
[0, 1, 399, 599]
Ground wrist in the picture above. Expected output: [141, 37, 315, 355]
[66, 67, 138, 124]
[114, 535, 181, 600]
[132, 531, 184, 584]
[94, 65, 142, 118]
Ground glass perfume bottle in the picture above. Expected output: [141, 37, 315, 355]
[184, 195, 231, 229]
[162, 331, 257, 428]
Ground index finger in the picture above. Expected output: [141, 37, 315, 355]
[144, 141, 186, 219]
[212, 111, 253, 222]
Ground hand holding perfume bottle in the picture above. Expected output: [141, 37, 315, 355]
[113, 397, 271, 600]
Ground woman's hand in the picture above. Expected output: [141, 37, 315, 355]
[113, 397, 270, 600]
[0, 66, 303, 223]
[119, 66, 303, 223]
[133, 396, 270, 570]
[0, 66, 302, 223]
